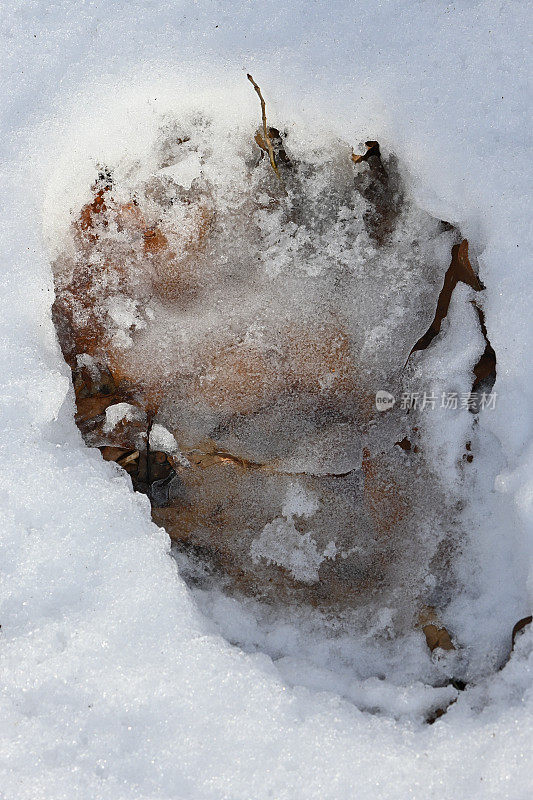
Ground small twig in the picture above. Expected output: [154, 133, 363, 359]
[247, 73, 284, 186]
[146, 416, 153, 490]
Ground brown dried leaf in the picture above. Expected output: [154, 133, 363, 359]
[423, 623, 455, 652]
[75, 394, 121, 423]
[100, 446, 132, 462]
[511, 615, 532, 650]
[407, 239, 484, 363]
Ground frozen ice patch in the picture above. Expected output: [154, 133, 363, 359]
[251, 516, 330, 583]
[281, 482, 320, 519]
[158, 151, 202, 189]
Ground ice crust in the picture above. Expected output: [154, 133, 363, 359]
[1, 1, 532, 798]
[50, 99, 461, 611]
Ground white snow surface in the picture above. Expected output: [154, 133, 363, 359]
[1, 1, 532, 798]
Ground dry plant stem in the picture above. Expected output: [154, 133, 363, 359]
[247, 73, 284, 188]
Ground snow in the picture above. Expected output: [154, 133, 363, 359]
[149, 423, 180, 454]
[282, 483, 320, 519]
[250, 484, 335, 582]
[159, 152, 203, 190]
[251, 518, 328, 583]
[1, 1, 532, 798]
[103, 403, 146, 434]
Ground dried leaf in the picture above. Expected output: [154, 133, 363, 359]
[75, 394, 121, 423]
[423, 623, 455, 652]
[406, 239, 485, 364]
[511, 615, 532, 650]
